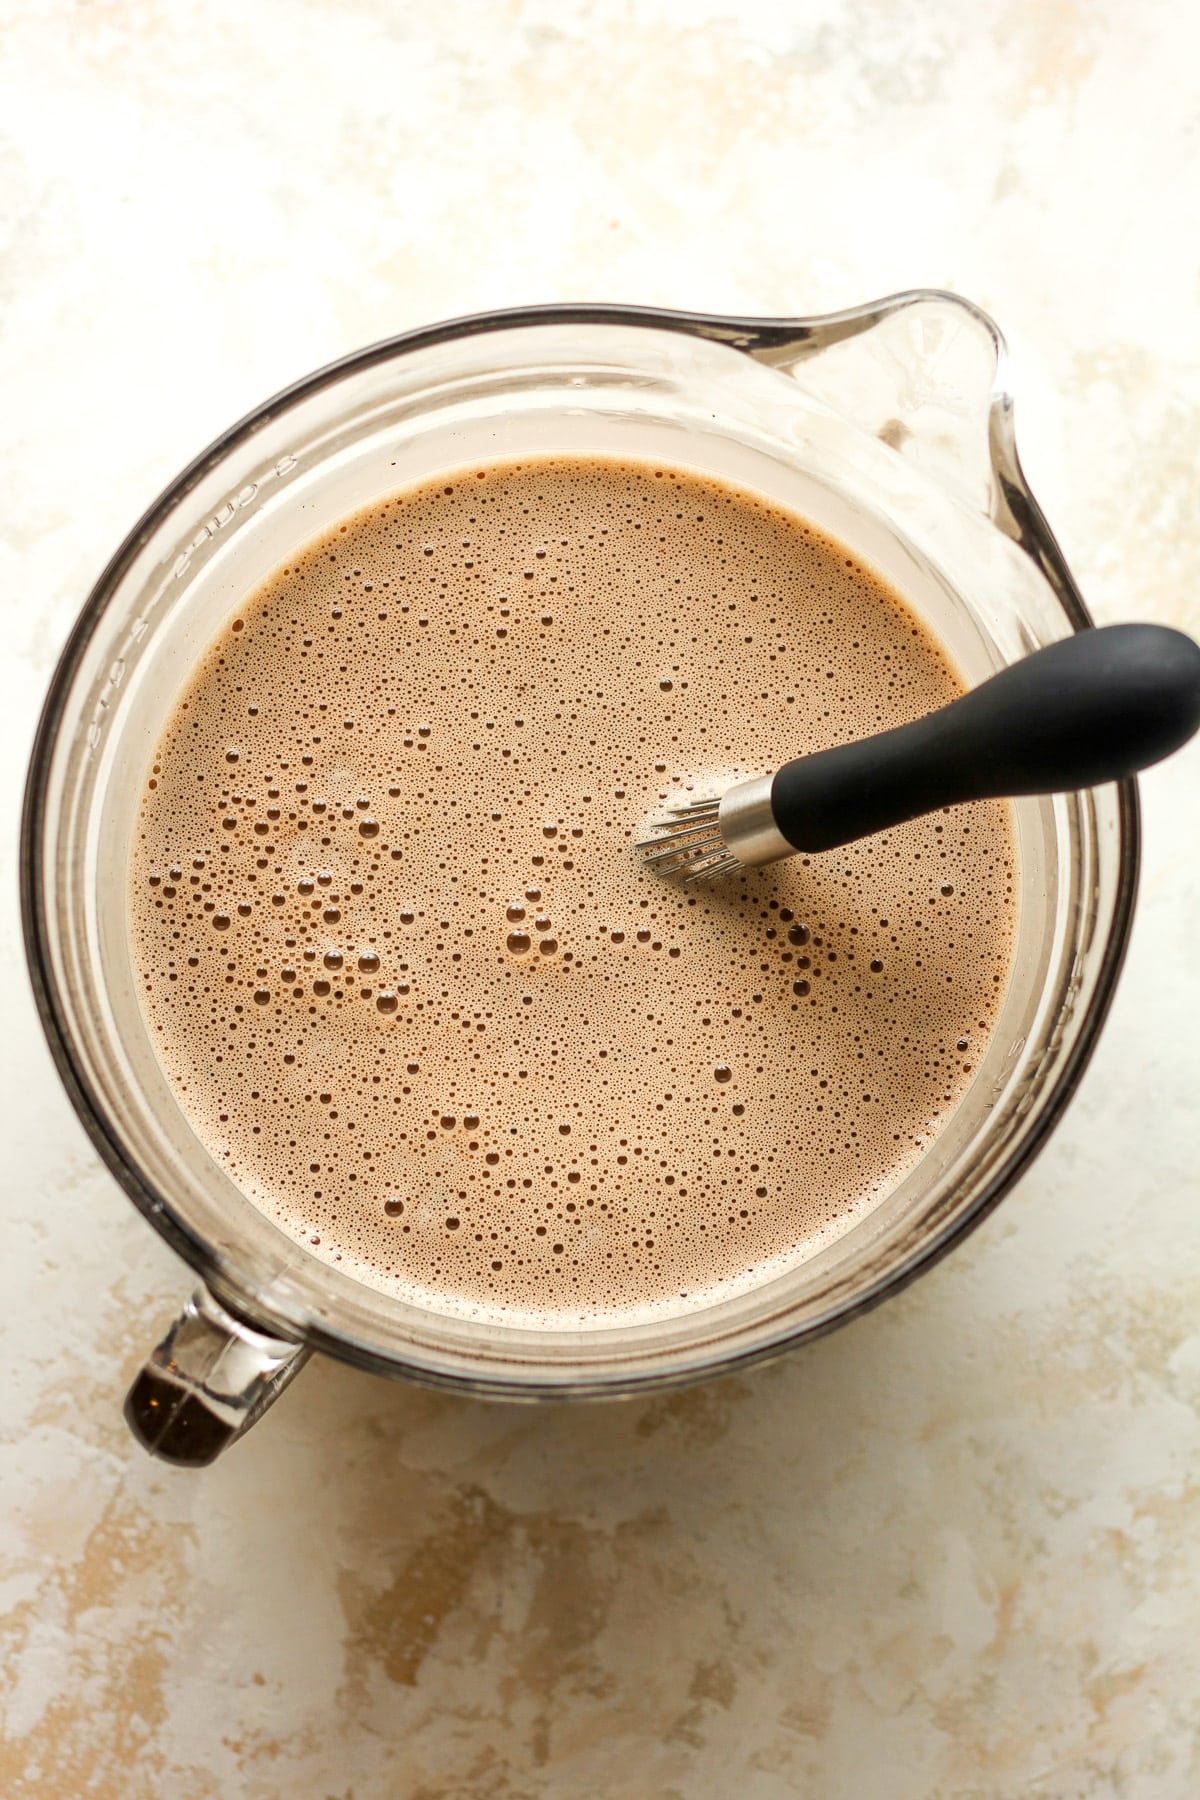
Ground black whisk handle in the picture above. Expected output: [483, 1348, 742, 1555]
[770, 624, 1200, 854]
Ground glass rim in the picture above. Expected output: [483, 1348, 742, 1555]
[20, 292, 1141, 1395]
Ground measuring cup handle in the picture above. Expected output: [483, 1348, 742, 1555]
[124, 1283, 310, 1465]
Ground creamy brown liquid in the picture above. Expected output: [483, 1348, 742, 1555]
[129, 458, 1016, 1324]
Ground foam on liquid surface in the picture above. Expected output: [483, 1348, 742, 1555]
[129, 458, 1016, 1325]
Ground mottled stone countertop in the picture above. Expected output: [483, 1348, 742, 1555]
[2, 3, 1198, 1795]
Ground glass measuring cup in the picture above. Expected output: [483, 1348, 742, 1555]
[21, 294, 1137, 1462]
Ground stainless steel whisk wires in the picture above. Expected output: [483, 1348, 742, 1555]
[634, 773, 792, 884]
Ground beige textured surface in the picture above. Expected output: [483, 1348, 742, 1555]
[2, 2, 1199, 1795]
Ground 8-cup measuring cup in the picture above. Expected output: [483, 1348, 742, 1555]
[22, 294, 1139, 1462]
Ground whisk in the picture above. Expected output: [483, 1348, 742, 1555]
[636, 624, 1200, 884]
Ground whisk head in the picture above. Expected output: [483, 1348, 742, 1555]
[635, 773, 790, 885]
[634, 790, 742, 884]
